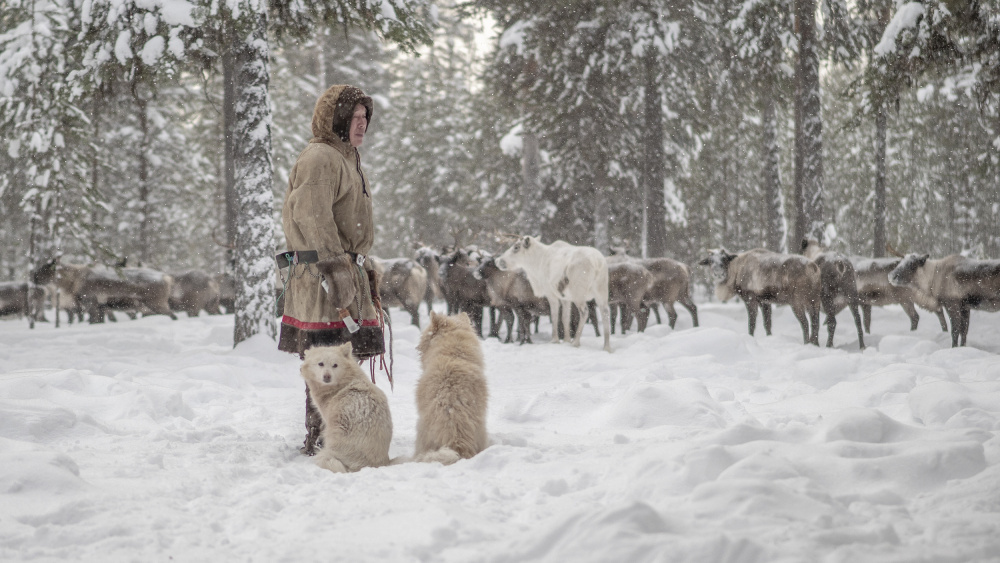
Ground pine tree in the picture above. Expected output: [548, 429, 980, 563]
[0, 0, 87, 325]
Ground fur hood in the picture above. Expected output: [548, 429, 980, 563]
[310, 85, 374, 145]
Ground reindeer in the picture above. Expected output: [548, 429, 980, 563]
[801, 239, 865, 349]
[890, 253, 1000, 347]
[371, 257, 427, 327]
[32, 260, 88, 324]
[606, 261, 654, 334]
[496, 236, 612, 351]
[413, 244, 443, 318]
[474, 256, 549, 343]
[700, 248, 821, 345]
[635, 257, 699, 332]
[169, 270, 222, 317]
[853, 243, 949, 334]
[437, 248, 492, 337]
[0, 282, 46, 322]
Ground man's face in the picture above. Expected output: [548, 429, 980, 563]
[350, 104, 367, 147]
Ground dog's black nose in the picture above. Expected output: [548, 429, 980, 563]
[323, 374, 331, 383]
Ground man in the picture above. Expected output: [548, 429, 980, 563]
[278, 85, 384, 455]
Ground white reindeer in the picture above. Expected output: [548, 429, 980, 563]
[496, 236, 612, 352]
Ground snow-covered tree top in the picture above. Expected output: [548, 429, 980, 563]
[874, 2, 924, 57]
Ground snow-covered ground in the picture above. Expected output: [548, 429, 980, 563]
[2, 302, 999, 562]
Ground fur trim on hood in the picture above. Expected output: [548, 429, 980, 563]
[310, 85, 374, 145]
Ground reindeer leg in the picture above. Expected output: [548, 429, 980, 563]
[791, 305, 809, 344]
[936, 309, 949, 332]
[573, 301, 589, 346]
[610, 303, 619, 334]
[588, 300, 600, 337]
[665, 302, 678, 329]
[822, 295, 836, 348]
[760, 303, 772, 335]
[850, 304, 865, 349]
[515, 307, 530, 344]
[745, 298, 758, 336]
[601, 301, 612, 352]
[636, 303, 651, 332]
[900, 302, 918, 331]
[825, 311, 837, 348]
[503, 307, 515, 343]
[945, 305, 961, 347]
[961, 306, 970, 347]
[810, 303, 821, 345]
[561, 300, 573, 344]
[681, 296, 698, 327]
[862, 303, 873, 333]
[548, 298, 563, 343]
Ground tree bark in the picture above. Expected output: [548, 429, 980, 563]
[642, 48, 668, 258]
[223, 44, 238, 266]
[873, 106, 887, 257]
[762, 92, 784, 252]
[519, 128, 541, 232]
[232, 7, 277, 345]
[593, 174, 609, 254]
[793, 74, 805, 250]
[131, 78, 152, 264]
[796, 0, 824, 243]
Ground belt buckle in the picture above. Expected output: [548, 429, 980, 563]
[355, 254, 366, 267]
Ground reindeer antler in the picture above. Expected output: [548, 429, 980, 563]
[886, 242, 905, 258]
[494, 231, 522, 242]
[450, 225, 465, 250]
[212, 225, 235, 250]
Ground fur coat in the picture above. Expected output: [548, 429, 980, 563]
[278, 85, 384, 358]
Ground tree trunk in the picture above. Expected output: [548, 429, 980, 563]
[131, 78, 152, 264]
[90, 89, 102, 230]
[223, 45, 238, 266]
[762, 92, 784, 252]
[232, 8, 277, 345]
[642, 48, 668, 258]
[27, 199, 38, 329]
[796, 0, 825, 243]
[793, 74, 805, 250]
[593, 174, 609, 254]
[519, 128, 541, 232]
[873, 106, 887, 257]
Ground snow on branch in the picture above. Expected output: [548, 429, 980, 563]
[874, 2, 925, 57]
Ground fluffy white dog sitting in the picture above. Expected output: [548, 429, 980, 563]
[413, 311, 489, 464]
[300, 343, 393, 473]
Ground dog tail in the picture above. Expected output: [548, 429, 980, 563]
[388, 455, 410, 466]
[413, 447, 461, 466]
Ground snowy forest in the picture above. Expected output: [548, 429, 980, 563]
[1, 0, 998, 343]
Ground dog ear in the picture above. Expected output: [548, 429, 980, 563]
[457, 312, 471, 327]
[339, 341, 354, 357]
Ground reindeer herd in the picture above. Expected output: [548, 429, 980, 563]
[0, 259, 235, 327]
[701, 239, 1000, 350]
[4, 236, 999, 350]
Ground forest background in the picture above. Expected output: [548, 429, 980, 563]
[1, 0, 998, 344]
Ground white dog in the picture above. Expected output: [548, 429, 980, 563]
[300, 343, 393, 473]
[413, 311, 489, 465]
